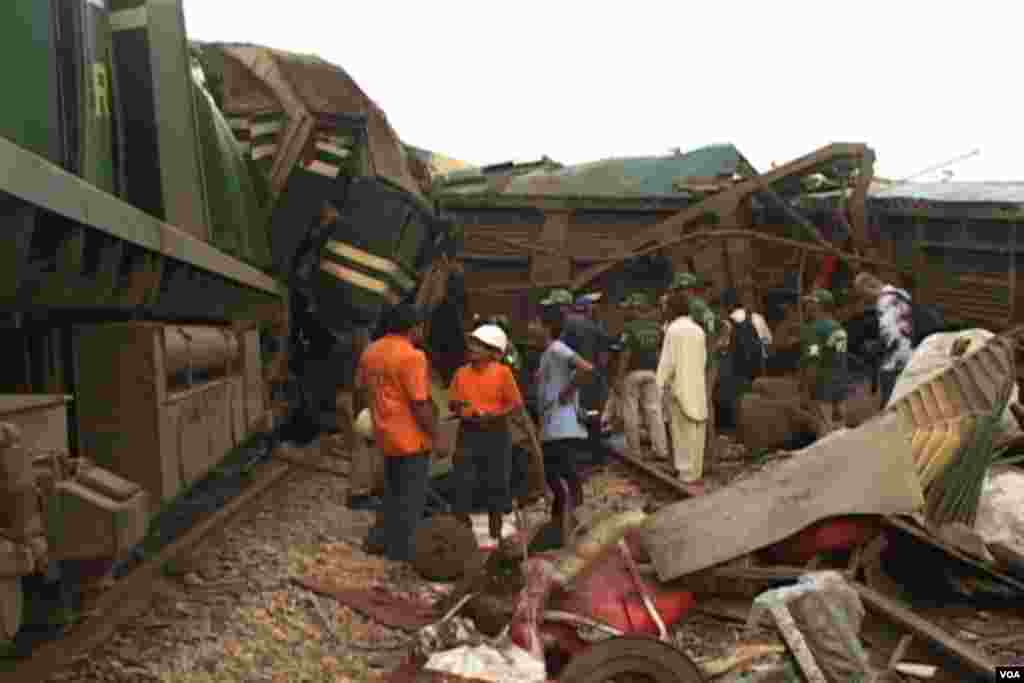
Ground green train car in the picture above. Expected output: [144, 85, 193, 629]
[0, 0, 455, 648]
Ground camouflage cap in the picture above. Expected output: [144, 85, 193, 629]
[619, 292, 652, 308]
[539, 288, 574, 306]
[803, 288, 835, 306]
[670, 272, 700, 291]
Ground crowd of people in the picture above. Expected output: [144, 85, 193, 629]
[349, 268, 920, 566]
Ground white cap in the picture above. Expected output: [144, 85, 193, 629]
[469, 324, 508, 354]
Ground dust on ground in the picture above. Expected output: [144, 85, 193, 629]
[41, 436, 1024, 682]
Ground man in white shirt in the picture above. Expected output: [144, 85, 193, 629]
[854, 272, 914, 407]
[536, 290, 595, 528]
[656, 279, 708, 492]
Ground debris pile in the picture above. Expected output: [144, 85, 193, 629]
[291, 330, 1024, 681]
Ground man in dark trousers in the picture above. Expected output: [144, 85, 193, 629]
[562, 291, 619, 463]
[536, 293, 595, 535]
[356, 303, 437, 563]
[799, 289, 851, 431]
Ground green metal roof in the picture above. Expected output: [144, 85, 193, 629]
[439, 144, 745, 198]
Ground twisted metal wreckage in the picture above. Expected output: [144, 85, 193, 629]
[442, 143, 886, 310]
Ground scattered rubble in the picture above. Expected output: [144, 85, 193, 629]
[29, 331, 1024, 683]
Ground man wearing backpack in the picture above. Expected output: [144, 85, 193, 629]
[854, 272, 914, 407]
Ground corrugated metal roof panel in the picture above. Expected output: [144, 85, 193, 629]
[499, 144, 744, 198]
[871, 182, 1024, 205]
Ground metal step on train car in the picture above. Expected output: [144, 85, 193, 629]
[0, 0, 456, 644]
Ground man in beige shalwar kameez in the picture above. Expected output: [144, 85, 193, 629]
[656, 284, 708, 489]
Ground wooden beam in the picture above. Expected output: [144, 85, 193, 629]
[570, 144, 874, 290]
[571, 228, 905, 291]
[884, 517, 1024, 592]
[854, 583, 995, 679]
[848, 148, 876, 248]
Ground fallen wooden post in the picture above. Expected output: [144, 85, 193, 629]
[853, 582, 996, 680]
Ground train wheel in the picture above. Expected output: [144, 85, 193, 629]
[558, 636, 705, 683]
[412, 514, 479, 582]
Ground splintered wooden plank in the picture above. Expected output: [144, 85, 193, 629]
[641, 413, 923, 581]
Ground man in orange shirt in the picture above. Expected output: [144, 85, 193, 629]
[449, 324, 525, 541]
[356, 303, 437, 562]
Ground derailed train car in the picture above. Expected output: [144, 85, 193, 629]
[436, 142, 882, 340]
[0, 1, 455, 643]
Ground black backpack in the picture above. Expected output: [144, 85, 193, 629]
[893, 291, 946, 346]
[730, 312, 765, 380]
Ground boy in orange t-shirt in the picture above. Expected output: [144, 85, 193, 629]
[449, 324, 524, 540]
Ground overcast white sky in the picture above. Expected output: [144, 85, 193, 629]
[183, 1, 1018, 182]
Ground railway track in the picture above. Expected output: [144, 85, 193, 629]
[0, 451, 295, 683]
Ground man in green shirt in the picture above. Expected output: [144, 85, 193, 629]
[614, 292, 668, 460]
[800, 288, 851, 430]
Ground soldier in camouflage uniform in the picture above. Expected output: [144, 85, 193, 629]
[800, 288, 851, 431]
[615, 293, 668, 461]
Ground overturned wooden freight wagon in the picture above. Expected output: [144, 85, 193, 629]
[436, 142, 890, 337]
[867, 182, 1024, 331]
